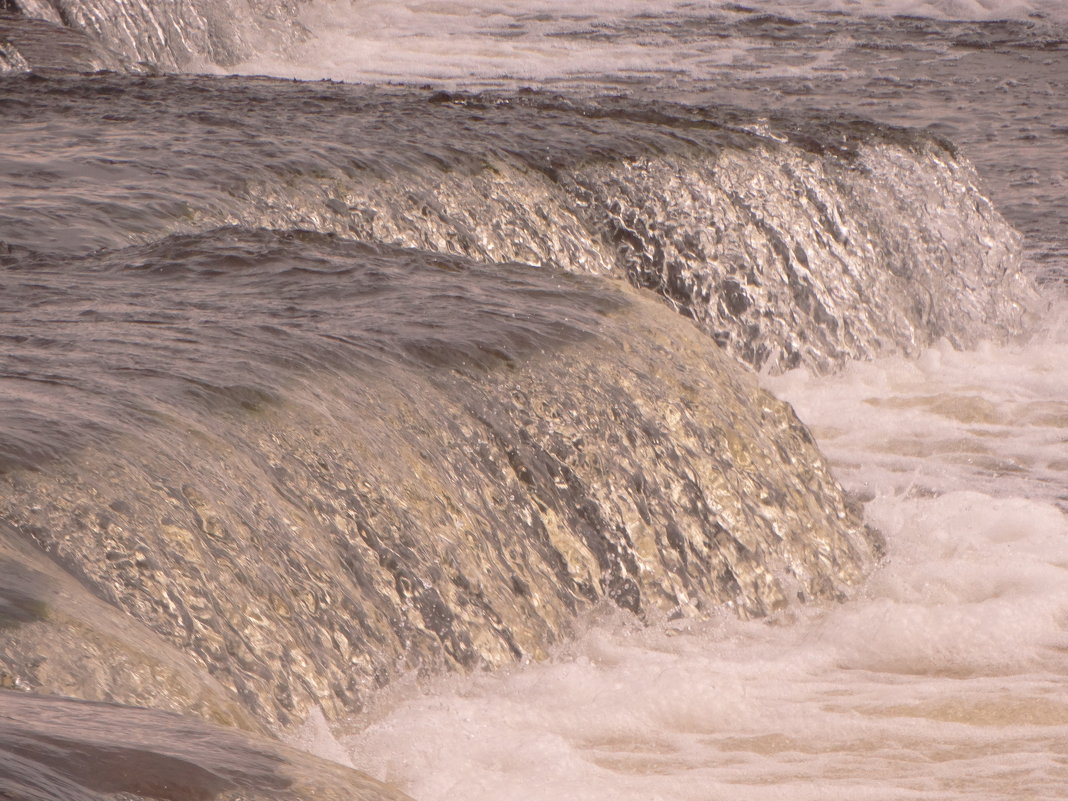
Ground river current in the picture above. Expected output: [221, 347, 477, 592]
[263, 2, 1068, 798]
[1, 1, 1067, 800]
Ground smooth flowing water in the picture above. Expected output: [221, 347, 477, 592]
[240, 0, 1068, 285]
[245, 2, 1068, 798]
[1, 1, 1066, 800]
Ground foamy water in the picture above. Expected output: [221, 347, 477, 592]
[765, 305, 1068, 508]
[286, 303, 1068, 800]
[240, 0, 1068, 795]
[237, 0, 745, 85]
[230, 0, 1068, 793]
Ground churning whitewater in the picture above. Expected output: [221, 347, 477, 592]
[324, 305, 1068, 801]
[0, 1, 1065, 800]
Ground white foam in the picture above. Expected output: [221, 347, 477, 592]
[285, 706, 356, 768]
[235, 0, 748, 86]
[762, 299, 1068, 507]
[333, 482, 1068, 799]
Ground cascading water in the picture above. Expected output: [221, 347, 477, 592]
[2, 0, 308, 69]
[0, 77, 1038, 372]
[0, 1, 1064, 800]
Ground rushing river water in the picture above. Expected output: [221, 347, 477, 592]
[319, 311, 1068, 801]
[1, 1, 1066, 800]
[260, 2, 1068, 798]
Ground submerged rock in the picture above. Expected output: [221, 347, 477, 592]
[0, 71, 1029, 789]
[0, 519, 262, 733]
[0, 231, 880, 730]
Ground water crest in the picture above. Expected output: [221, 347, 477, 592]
[0, 2, 1064, 799]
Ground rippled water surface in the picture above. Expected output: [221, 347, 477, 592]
[240, 3, 1068, 799]
[2, 1, 1067, 799]
[243, 1, 1068, 283]
[293, 304, 1068, 801]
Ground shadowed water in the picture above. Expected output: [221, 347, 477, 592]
[0, 690, 412, 801]
[0, 72, 1037, 372]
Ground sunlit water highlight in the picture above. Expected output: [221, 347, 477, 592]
[237, 0, 1068, 284]
[4, 1, 1066, 797]
[283, 303, 1068, 800]
[233, 4, 1068, 796]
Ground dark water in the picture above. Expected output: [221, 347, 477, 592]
[0, 227, 624, 469]
[0, 689, 411, 801]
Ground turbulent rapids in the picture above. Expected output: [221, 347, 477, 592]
[0, 2, 1057, 800]
[0, 228, 883, 723]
